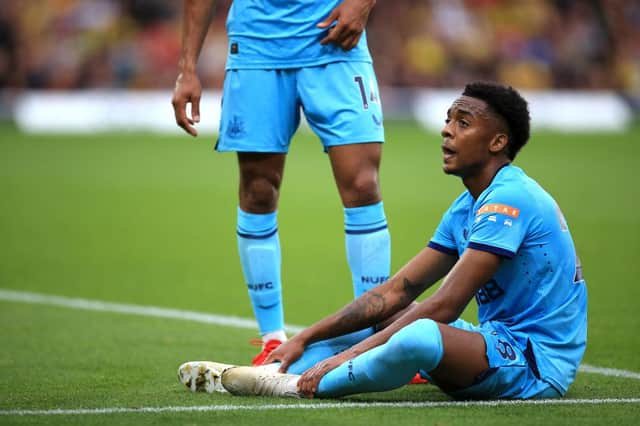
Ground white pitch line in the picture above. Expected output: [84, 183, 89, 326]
[1, 289, 639, 381]
[2, 398, 640, 417]
[0, 288, 305, 334]
[579, 364, 640, 380]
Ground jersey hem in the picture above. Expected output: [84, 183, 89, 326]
[323, 138, 385, 147]
[467, 242, 516, 258]
[215, 145, 289, 154]
[428, 241, 459, 256]
[225, 57, 373, 70]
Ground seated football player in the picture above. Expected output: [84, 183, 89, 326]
[178, 82, 587, 400]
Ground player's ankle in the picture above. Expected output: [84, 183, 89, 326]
[262, 330, 287, 345]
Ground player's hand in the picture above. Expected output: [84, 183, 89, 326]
[317, 0, 376, 51]
[263, 337, 306, 373]
[297, 352, 350, 398]
[171, 70, 202, 137]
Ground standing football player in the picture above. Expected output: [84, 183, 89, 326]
[172, 0, 391, 365]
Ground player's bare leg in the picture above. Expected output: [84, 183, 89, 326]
[329, 143, 430, 383]
[329, 143, 390, 295]
[328, 143, 382, 208]
[237, 153, 289, 363]
[428, 324, 489, 391]
[238, 153, 286, 213]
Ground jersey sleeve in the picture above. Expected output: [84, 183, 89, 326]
[467, 189, 533, 258]
[428, 205, 459, 256]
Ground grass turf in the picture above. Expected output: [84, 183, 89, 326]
[1, 121, 639, 424]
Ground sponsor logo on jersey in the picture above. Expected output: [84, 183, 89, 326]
[477, 203, 520, 218]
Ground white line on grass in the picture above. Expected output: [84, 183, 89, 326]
[578, 364, 640, 380]
[0, 288, 305, 333]
[1, 289, 638, 380]
[2, 398, 640, 416]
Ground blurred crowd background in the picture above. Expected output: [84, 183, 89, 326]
[0, 0, 638, 95]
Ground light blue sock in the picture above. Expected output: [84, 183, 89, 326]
[237, 208, 283, 335]
[344, 201, 391, 298]
[286, 328, 374, 375]
[316, 319, 444, 397]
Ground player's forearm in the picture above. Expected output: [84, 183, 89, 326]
[385, 248, 504, 330]
[336, 291, 464, 361]
[178, 0, 216, 73]
[296, 248, 455, 347]
[296, 277, 411, 346]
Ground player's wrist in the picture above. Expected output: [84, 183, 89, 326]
[356, 0, 376, 8]
[296, 329, 316, 346]
[178, 58, 198, 74]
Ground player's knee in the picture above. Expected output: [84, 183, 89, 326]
[339, 174, 380, 206]
[240, 177, 279, 210]
[387, 319, 443, 363]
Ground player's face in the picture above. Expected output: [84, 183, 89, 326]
[440, 96, 501, 177]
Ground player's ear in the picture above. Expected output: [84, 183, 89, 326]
[489, 133, 508, 154]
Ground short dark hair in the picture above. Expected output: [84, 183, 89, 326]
[462, 82, 531, 160]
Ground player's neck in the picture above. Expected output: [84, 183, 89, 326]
[463, 160, 510, 199]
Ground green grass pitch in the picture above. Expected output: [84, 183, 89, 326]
[1, 120, 639, 424]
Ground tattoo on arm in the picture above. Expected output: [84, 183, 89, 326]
[402, 277, 424, 302]
[330, 276, 426, 334]
[341, 277, 423, 321]
[339, 290, 386, 326]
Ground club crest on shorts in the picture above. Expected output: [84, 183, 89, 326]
[226, 115, 246, 139]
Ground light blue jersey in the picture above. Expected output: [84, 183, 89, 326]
[428, 165, 587, 395]
[225, 0, 372, 69]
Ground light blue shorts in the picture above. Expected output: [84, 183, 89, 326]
[425, 319, 562, 400]
[216, 61, 385, 153]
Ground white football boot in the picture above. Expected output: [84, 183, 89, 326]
[177, 361, 235, 393]
[221, 365, 302, 398]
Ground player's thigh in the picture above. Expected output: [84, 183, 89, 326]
[297, 61, 384, 149]
[434, 319, 560, 399]
[217, 69, 299, 153]
[427, 322, 489, 391]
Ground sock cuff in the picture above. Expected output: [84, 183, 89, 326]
[344, 201, 387, 233]
[237, 207, 278, 238]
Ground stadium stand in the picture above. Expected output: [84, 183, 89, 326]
[0, 0, 638, 93]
